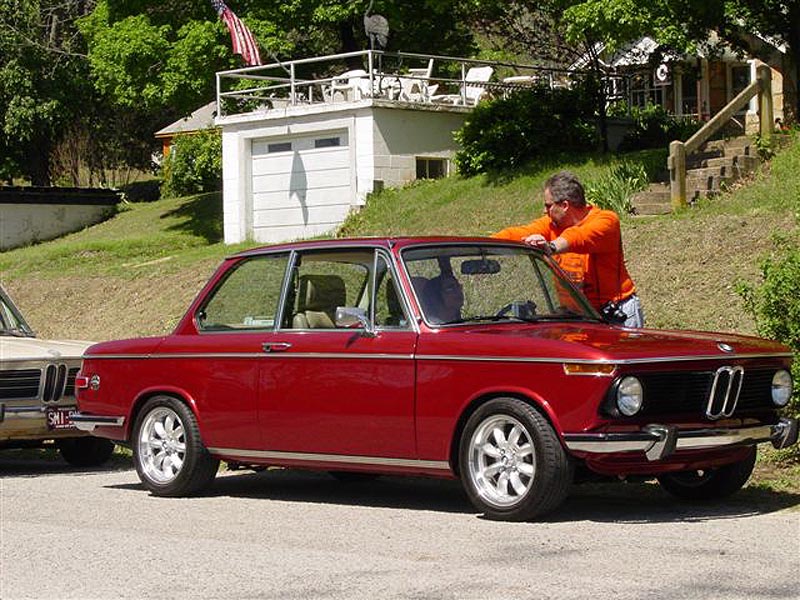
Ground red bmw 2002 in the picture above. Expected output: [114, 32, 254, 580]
[73, 238, 798, 520]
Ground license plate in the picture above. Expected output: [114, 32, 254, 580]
[46, 407, 77, 430]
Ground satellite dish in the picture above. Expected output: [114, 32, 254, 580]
[364, 0, 389, 50]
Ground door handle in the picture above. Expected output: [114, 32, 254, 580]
[262, 342, 292, 353]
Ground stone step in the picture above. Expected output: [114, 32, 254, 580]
[631, 184, 671, 215]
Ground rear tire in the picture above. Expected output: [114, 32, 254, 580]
[459, 397, 572, 521]
[657, 447, 756, 501]
[58, 437, 115, 467]
[132, 396, 219, 496]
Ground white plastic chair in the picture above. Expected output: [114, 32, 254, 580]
[399, 59, 435, 102]
[327, 69, 371, 102]
[431, 66, 494, 105]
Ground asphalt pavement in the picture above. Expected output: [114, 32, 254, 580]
[1, 458, 798, 599]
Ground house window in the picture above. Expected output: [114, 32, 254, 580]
[681, 71, 699, 116]
[416, 157, 447, 180]
[315, 137, 341, 148]
[267, 142, 292, 153]
[731, 65, 751, 96]
[630, 73, 664, 109]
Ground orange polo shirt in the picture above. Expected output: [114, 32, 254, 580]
[492, 206, 636, 309]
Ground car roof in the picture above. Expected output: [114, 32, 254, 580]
[229, 236, 525, 259]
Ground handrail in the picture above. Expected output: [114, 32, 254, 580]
[668, 64, 773, 209]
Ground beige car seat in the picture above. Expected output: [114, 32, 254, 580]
[292, 274, 347, 329]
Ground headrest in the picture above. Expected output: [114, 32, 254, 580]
[297, 274, 346, 312]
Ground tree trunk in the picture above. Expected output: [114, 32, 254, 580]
[27, 138, 52, 186]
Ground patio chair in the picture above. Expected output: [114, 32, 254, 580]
[326, 69, 371, 102]
[431, 66, 494, 106]
[399, 59, 436, 102]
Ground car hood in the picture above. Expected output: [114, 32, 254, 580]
[0, 336, 94, 362]
[423, 322, 789, 362]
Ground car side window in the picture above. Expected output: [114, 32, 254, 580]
[285, 250, 373, 330]
[374, 255, 409, 329]
[197, 254, 289, 331]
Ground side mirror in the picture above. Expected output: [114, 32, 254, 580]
[335, 306, 377, 337]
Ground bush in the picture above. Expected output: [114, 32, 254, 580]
[738, 244, 800, 458]
[616, 104, 702, 151]
[585, 161, 649, 215]
[160, 130, 222, 198]
[454, 85, 598, 176]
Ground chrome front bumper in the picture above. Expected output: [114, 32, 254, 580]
[564, 418, 799, 462]
[71, 413, 126, 431]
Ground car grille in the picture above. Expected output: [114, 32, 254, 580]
[0, 369, 41, 400]
[637, 368, 777, 418]
[0, 365, 79, 402]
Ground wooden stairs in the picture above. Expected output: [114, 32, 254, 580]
[632, 136, 761, 215]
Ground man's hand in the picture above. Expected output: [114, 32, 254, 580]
[522, 234, 548, 249]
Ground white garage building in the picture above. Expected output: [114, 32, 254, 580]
[217, 99, 468, 244]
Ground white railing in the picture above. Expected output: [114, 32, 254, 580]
[215, 50, 585, 118]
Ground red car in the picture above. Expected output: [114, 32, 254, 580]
[73, 238, 798, 520]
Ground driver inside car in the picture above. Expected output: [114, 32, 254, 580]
[423, 274, 464, 324]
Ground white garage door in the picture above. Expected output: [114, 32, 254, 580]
[251, 130, 352, 242]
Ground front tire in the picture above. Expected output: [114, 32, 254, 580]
[133, 396, 219, 496]
[58, 437, 115, 467]
[459, 397, 572, 521]
[657, 447, 756, 501]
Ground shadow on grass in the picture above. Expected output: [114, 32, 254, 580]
[161, 191, 223, 243]
[107, 469, 799, 523]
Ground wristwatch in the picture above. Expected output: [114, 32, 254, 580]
[547, 241, 558, 255]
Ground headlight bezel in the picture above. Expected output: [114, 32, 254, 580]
[604, 375, 645, 417]
[771, 369, 793, 407]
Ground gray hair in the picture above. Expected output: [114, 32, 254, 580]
[544, 170, 586, 207]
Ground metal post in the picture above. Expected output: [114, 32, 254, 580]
[757, 64, 773, 142]
[668, 140, 687, 209]
[290, 63, 296, 105]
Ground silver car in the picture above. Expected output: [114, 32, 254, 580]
[0, 285, 114, 466]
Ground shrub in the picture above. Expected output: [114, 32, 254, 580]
[585, 161, 649, 215]
[616, 104, 702, 151]
[160, 129, 222, 198]
[454, 85, 598, 176]
[738, 244, 800, 459]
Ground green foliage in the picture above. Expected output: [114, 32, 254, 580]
[160, 131, 222, 198]
[585, 161, 648, 214]
[616, 104, 702, 151]
[454, 86, 598, 175]
[738, 245, 800, 458]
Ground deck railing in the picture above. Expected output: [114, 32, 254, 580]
[215, 50, 592, 118]
[667, 65, 773, 209]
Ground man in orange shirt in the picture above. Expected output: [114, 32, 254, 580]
[492, 170, 644, 327]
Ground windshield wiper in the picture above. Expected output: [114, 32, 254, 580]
[0, 327, 33, 337]
[444, 315, 540, 325]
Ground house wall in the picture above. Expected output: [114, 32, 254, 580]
[0, 189, 119, 250]
[372, 107, 466, 187]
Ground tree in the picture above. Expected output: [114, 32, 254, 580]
[0, 0, 96, 185]
[560, 0, 799, 123]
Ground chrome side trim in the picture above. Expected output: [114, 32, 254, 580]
[207, 447, 450, 471]
[83, 351, 793, 364]
[417, 353, 793, 365]
[84, 353, 415, 360]
[71, 414, 126, 432]
[564, 419, 797, 461]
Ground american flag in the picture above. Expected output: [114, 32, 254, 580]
[211, 0, 262, 66]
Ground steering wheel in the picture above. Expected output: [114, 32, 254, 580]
[495, 300, 536, 319]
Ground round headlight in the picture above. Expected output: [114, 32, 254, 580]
[771, 370, 793, 407]
[616, 376, 644, 416]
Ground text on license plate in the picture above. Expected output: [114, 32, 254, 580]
[47, 408, 77, 430]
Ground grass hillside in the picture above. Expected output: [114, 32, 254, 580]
[1, 137, 798, 343]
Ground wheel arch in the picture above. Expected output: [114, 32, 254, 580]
[447, 389, 563, 476]
[128, 386, 201, 440]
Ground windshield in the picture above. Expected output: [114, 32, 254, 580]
[402, 244, 599, 326]
[0, 288, 35, 337]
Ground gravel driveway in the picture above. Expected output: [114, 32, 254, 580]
[1, 458, 798, 600]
